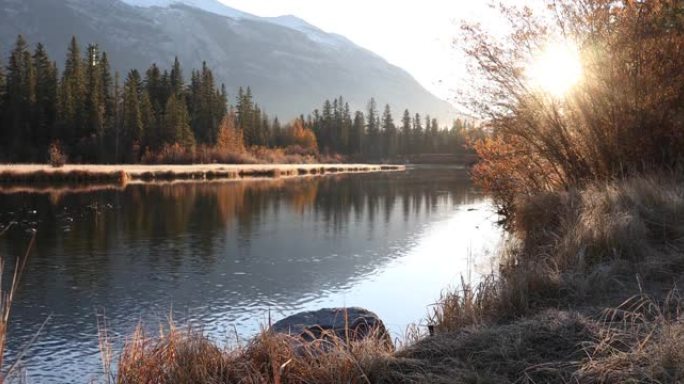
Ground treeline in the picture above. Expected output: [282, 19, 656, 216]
[0, 35, 473, 164]
[0, 35, 238, 163]
[226, 94, 475, 160]
[304, 97, 474, 159]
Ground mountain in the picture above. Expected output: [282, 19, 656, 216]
[0, 0, 457, 122]
[120, 0, 253, 19]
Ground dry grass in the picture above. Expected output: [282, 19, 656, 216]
[0, 233, 34, 383]
[407, 174, 684, 383]
[103, 173, 684, 383]
[4, 171, 678, 382]
[512, 174, 684, 270]
[110, 319, 395, 384]
[0, 164, 405, 187]
[140, 144, 326, 165]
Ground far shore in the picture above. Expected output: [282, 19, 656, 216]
[0, 163, 406, 187]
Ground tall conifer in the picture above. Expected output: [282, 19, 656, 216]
[33, 43, 57, 152]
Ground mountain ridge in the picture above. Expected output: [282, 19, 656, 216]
[0, 0, 458, 123]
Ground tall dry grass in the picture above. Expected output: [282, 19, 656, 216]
[409, 174, 684, 383]
[105, 173, 684, 383]
[102, 173, 684, 383]
[0, 232, 34, 383]
[433, 174, 684, 331]
[108, 318, 394, 384]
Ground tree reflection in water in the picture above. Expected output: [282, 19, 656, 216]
[0, 167, 487, 383]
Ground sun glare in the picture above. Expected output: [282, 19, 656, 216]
[526, 43, 583, 98]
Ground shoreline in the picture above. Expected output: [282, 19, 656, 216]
[0, 163, 406, 187]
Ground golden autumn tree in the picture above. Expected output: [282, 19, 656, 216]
[286, 118, 318, 153]
[465, 0, 684, 217]
[216, 112, 245, 153]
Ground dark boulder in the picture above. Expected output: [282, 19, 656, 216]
[271, 307, 394, 351]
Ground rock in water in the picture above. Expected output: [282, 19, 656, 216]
[271, 307, 393, 351]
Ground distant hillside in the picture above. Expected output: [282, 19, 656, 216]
[0, 0, 458, 122]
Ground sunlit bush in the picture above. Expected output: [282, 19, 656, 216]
[466, 0, 684, 219]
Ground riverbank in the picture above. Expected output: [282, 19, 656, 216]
[106, 174, 684, 383]
[379, 174, 684, 383]
[0, 163, 405, 187]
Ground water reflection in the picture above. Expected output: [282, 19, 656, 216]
[0, 167, 498, 382]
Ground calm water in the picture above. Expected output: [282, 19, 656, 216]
[0, 167, 501, 383]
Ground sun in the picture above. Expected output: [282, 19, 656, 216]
[526, 42, 583, 98]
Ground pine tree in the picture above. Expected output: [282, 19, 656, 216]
[260, 112, 271, 146]
[350, 111, 365, 156]
[424, 115, 432, 153]
[202, 63, 222, 144]
[170, 56, 183, 96]
[162, 93, 195, 148]
[4, 35, 36, 159]
[189, 62, 224, 145]
[236, 87, 255, 146]
[332, 97, 341, 151]
[111, 72, 123, 162]
[145, 64, 162, 108]
[85, 44, 104, 152]
[252, 104, 267, 146]
[413, 113, 423, 153]
[321, 99, 333, 150]
[271, 116, 282, 147]
[429, 117, 439, 152]
[340, 102, 351, 154]
[100, 52, 114, 159]
[58, 36, 87, 145]
[365, 98, 379, 159]
[0, 50, 5, 125]
[122, 70, 143, 160]
[32, 43, 58, 153]
[382, 104, 397, 158]
[140, 90, 156, 148]
[400, 109, 412, 155]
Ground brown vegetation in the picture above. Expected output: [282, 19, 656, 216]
[467, 0, 684, 220]
[97, 174, 684, 383]
[0, 164, 404, 189]
[5, 0, 683, 381]
[107, 319, 394, 384]
[367, 1, 684, 382]
[400, 174, 684, 383]
[0, 234, 34, 383]
[48, 142, 67, 168]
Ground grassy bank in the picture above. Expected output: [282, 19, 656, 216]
[0, 164, 405, 187]
[380, 174, 684, 383]
[96, 174, 684, 383]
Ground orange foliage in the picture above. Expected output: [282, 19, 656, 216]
[286, 119, 318, 153]
[216, 112, 246, 154]
[465, 0, 684, 221]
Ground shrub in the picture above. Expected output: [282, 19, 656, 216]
[465, 0, 684, 221]
[48, 142, 67, 168]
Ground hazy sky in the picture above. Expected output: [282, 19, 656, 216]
[217, 1, 528, 105]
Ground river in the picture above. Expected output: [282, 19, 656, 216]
[0, 166, 501, 383]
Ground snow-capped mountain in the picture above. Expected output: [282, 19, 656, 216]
[0, 0, 457, 122]
[119, 0, 252, 19]
[121, 0, 348, 48]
